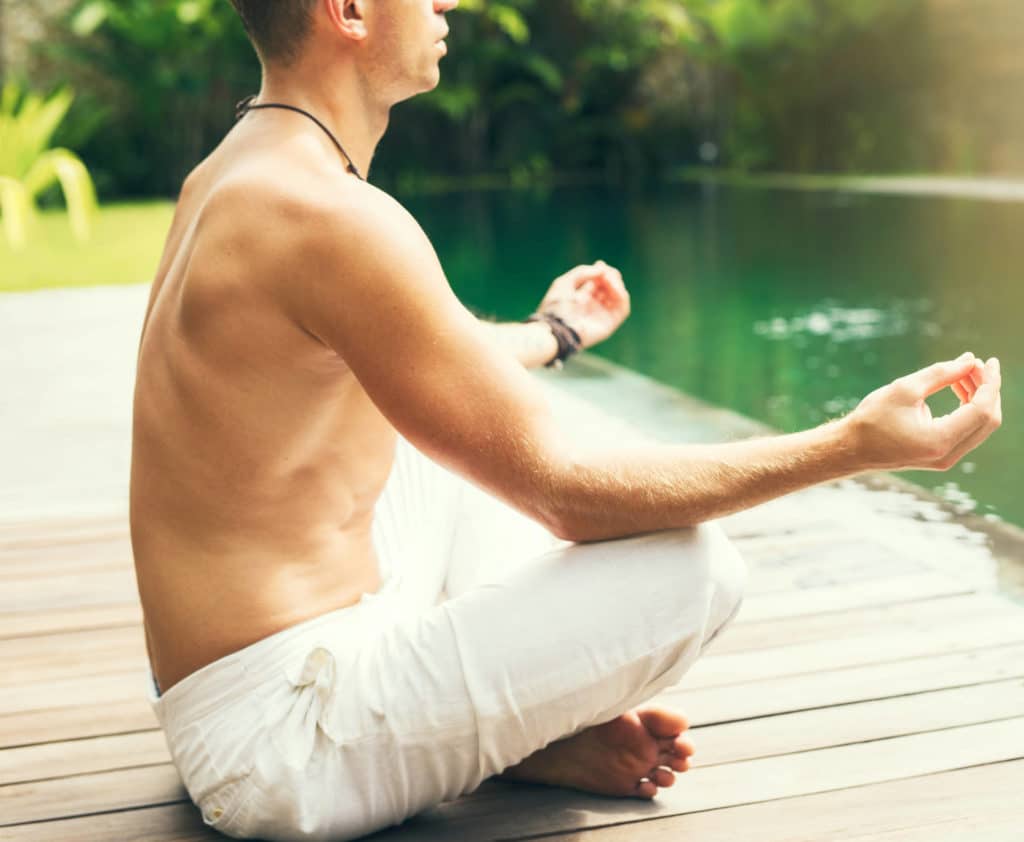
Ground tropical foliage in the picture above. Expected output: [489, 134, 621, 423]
[0, 82, 98, 249]
[40, 0, 258, 196]
[26, 0, 928, 197]
[380, 0, 923, 180]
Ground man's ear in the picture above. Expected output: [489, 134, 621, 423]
[326, 0, 368, 41]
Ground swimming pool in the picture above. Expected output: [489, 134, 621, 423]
[407, 182, 1021, 528]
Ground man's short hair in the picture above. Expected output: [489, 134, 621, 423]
[229, 0, 318, 66]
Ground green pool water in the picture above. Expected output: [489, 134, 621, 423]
[403, 182, 1021, 528]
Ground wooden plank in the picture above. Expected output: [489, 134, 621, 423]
[721, 503, 850, 542]
[735, 571, 972, 623]
[0, 519, 128, 550]
[683, 611, 1024, 689]
[0, 671, 147, 718]
[849, 816, 1024, 842]
[0, 555, 130, 582]
[0, 570, 139, 614]
[0, 699, 157, 750]
[646, 716, 1024, 816]
[0, 802, 215, 842]
[0, 540, 132, 581]
[0, 763, 186, 827]
[526, 760, 1024, 842]
[0, 730, 169, 786]
[727, 527, 859, 553]
[745, 548, 926, 596]
[715, 591, 1012, 655]
[660, 642, 1024, 725]
[0, 626, 146, 688]
[687, 679, 1024, 766]
[0, 603, 141, 640]
[741, 534, 913, 568]
[370, 718, 1024, 841]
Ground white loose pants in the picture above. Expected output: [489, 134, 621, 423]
[149, 433, 747, 841]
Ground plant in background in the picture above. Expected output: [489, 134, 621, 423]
[0, 82, 98, 249]
[679, 0, 925, 172]
[26, 0, 935, 190]
[379, 0, 702, 182]
[41, 0, 260, 197]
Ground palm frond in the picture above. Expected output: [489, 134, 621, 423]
[0, 176, 36, 250]
[0, 82, 99, 247]
[0, 86, 75, 179]
[23, 148, 99, 242]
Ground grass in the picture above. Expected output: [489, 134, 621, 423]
[0, 200, 175, 293]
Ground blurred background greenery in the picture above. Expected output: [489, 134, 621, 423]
[2, 0, 1022, 203]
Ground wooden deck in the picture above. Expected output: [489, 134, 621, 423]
[2, 491, 1023, 840]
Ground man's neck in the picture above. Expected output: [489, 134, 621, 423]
[257, 67, 389, 179]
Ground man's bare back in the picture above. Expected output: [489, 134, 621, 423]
[131, 126, 398, 693]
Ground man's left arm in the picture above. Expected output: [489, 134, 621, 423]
[479, 260, 631, 369]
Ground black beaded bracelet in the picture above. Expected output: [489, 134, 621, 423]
[522, 311, 583, 369]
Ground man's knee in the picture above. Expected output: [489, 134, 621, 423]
[608, 521, 747, 697]
[693, 521, 747, 645]
[657, 521, 746, 642]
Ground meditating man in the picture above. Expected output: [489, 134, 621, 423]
[128, 1, 1003, 840]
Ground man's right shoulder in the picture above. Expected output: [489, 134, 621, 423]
[201, 172, 447, 339]
[205, 172, 421, 260]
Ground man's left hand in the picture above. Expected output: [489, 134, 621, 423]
[536, 261, 631, 350]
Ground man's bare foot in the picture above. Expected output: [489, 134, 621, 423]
[496, 707, 694, 799]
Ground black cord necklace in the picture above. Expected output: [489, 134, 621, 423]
[234, 94, 365, 181]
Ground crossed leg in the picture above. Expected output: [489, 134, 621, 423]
[157, 433, 748, 842]
[361, 436, 748, 810]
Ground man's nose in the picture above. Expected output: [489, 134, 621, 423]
[435, 0, 459, 11]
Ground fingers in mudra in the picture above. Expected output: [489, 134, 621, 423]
[924, 359, 999, 453]
[928, 359, 1002, 470]
[852, 352, 1002, 472]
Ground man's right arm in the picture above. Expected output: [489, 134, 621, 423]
[279, 185, 1002, 543]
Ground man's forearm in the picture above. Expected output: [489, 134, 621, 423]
[480, 319, 559, 369]
[549, 418, 863, 542]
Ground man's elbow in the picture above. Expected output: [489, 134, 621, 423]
[543, 498, 707, 544]
[545, 506, 623, 544]
[543, 508, 580, 543]
[540, 494, 606, 543]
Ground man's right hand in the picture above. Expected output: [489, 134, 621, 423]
[846, 353, 1002, 473]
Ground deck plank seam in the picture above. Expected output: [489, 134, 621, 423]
[667, 638, 1024, 691]
[0, 798, 186, 831]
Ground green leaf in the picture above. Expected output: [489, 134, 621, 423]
[23, 149, 99, 242]
[177, 1, 204, 25]
[71, 1, 108, 37]
[489, 7, 530, 44]
[523, 54, 564, 93]
[0, 176, 35, 250]
[0, 82, 99, 247]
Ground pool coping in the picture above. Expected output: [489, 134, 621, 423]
[544, 351, 1024, 601]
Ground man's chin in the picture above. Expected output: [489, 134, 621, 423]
[396, 71, 442, 104]
[424, 65, 442, 92]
